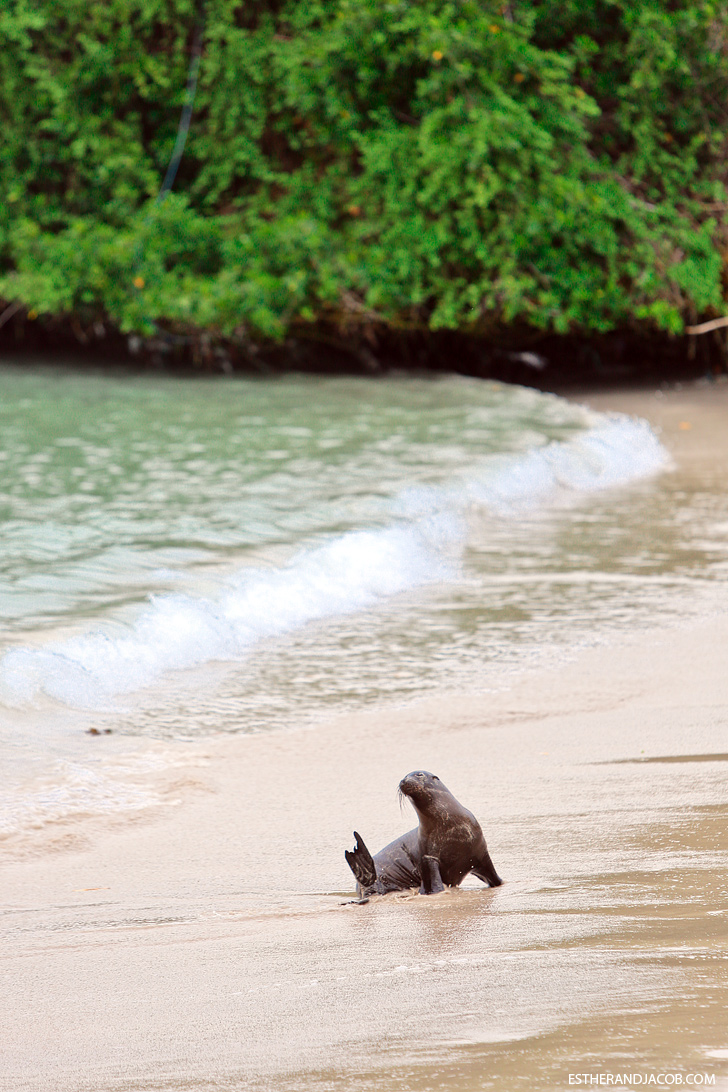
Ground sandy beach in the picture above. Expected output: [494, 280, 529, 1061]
[2, 383, 728, 1091]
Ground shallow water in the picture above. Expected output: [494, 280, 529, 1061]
[4, 363, 728, 840]
[2, 621, 727, 1091]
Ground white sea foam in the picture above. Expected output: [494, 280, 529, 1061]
[0, 763, 158, 837]
[0, 410, 669, 710]
[0, 520, 460, 708]
[398, 412, 669, 517]
[475, 415, 661, 505]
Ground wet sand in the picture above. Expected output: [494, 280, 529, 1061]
[2, 383, 728, 1091]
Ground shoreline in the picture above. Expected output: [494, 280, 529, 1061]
[2, 382, 728, 1090]
[1, 341, 725, 393]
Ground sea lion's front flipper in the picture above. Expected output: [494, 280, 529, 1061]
[471, 846, 503, 887]
[345, 831, 377, 890]
[419, 855, 445, 895]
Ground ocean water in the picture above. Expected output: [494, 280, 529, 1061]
[0, 363, 724, 841]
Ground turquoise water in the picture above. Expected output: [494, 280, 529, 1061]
[0, 365, 667, 708]
[2, 361, 724, 836]
[0, 367, 594, 633]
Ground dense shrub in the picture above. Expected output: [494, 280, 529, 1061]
[1, 0, 727, 341]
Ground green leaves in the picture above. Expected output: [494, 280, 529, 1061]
[1, 0, 727, 342]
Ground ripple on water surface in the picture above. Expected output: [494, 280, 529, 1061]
[4, 364, 728, 838]
[0, 367, 673, 716]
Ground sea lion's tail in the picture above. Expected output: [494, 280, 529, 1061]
[345, 831, 377, 890]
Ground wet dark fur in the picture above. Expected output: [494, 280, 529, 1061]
[345, 770, 502, 898]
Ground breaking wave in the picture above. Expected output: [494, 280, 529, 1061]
[0, 410, 669, 710]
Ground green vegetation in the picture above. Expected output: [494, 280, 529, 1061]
[2, 0, 728, 345]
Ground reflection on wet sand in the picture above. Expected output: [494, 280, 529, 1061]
[2, 757, 726, 1091]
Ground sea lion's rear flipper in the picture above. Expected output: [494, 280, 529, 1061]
[419, 855, 445, 895]
[345, 831, 377, 890]
[471, 846, 503, 887]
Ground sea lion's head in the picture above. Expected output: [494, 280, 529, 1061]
[399, 770, 474, 833]
[399, 770, 452, 812]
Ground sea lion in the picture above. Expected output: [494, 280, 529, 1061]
[345, 770, 502, 899]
